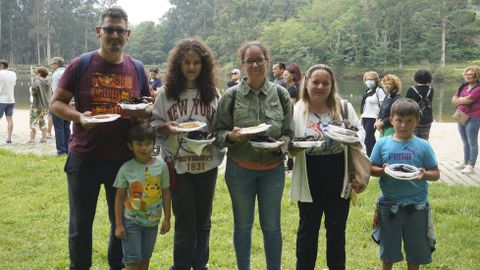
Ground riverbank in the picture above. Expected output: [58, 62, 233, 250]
[0, 109, 466, 161]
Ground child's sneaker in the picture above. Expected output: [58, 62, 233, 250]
[461, 165, 475, 174]
[455, 163, 466, 169]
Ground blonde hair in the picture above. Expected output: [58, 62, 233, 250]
[381, 74, 402, 94]
[363, 71, 380, 85]
[463, 66, 480, 82]
[300, 64, 343, 121]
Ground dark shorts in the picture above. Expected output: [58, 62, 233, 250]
[0, 103, 14, 118]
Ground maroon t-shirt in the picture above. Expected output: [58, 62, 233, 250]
[58, 52, 150, 160]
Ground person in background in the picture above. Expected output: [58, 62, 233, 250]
[284, 63, 301, 104]
[227, 68, 241, 88]
[0, 59, 17, 144]
[29, 66, 51, 143]
[360, 71, 386, 156]
[215, 41, 293, 270]
[371, 98, 440, 270]
[452, 65, 480, 174]
[49, 6, 152, 269]
[49, 56, 70, 156]
[406, 70, 434, 140]
[289, 64, 363, 270]
[272, 62, 287, 88]
[149, 67, 162, 96]
[376, 74, 402, 137]
[114, 122, 171, 270]
[150, 37, 225, 270]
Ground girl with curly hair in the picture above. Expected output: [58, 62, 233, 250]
[150, 37, 225, 270]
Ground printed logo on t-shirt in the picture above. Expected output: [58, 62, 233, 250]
[388, 146, 416, 161]
[90, 73, 134, 117]
[167, 97, 216, 123]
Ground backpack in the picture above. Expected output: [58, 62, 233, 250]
[72, 51, 148, 110]
[411, 86, 432, 124]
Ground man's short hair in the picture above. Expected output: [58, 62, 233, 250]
[274, 62, 286, 70]
[390, 98, 421, 119]
[231, 68, 240, 75]
[49, 57, 65, 67]
[99, 6, 128, 26]
[0, 59, 8, 69]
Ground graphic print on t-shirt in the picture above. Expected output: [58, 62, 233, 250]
[90, 72, 134, 117]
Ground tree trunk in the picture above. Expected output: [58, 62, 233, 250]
[440, 0, 446, 67]
[47, 1, 51, 61]
[383, 30, 388, 73]
[36, 2, 41, 64]
[398, 21, 403, 70]
[84, 14, 88, 51]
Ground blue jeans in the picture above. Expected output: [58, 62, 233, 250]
[52, 113, 71, 155]
[225, 159, 285, 270]
[458, 117, 480, 165]
[122, 218, 158, 264]
[64, 153, 127, 270]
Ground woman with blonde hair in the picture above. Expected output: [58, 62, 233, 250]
[452, 65, 480, 174]
[376, 74, 402, 137]
[360, 71, 386, 156]
[290, 64, 363, 270]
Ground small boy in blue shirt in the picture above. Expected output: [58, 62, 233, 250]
[114, 122, 171, 270]
[371, 98, 440, 270]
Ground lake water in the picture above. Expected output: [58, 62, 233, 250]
[12, 76, 460, 122]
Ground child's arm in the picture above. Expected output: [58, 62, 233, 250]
[417, 166, 440, 182]
[160, 187, 172, 234]
[371, 163, 387, 177]
[114, 188, 127, 240]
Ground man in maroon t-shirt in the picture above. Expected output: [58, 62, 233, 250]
[50, 6, 151, 270]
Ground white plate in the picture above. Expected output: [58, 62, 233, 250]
[323, 125, 360, 144]
[250, 140, 284, 149]
[292, 140, 324, 148]
[85, 114, 121, 123]
[184, 137, 215, 156]
[385, 164, 420, 180]
[175, 121, 207, 132]
[239, 123, 271, 135]
[118, 103, 151, 110]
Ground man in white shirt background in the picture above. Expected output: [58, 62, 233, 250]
[0, 59, 17, 144]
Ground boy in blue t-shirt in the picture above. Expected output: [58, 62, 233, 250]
[114, 122, 171, 270]
[370, 98, 440, 270]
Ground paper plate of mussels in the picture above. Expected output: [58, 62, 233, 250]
[384, 164, 420, 180]
[249, 134, 284, 149]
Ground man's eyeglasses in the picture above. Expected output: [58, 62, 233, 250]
[102, 27, 129, 36]
[243, 58, 267, 66]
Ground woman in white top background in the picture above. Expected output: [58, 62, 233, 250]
[359, 71, 385, 156]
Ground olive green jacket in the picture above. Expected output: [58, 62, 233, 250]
[215, 78, 293, 164]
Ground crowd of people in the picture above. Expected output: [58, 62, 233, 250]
[1, 5, 479, 270]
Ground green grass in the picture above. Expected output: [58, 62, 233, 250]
[1, 149, 479, 269]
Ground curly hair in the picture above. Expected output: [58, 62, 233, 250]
[463, 66, 480, 82]
[363, 71, 380, 86]
[414, 70, 432, 84]
[381, 74, 402, 94]
[300, 64, 344, 121]
[164, 37, 218, 105]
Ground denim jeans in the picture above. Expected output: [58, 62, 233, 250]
[52, 113, 71, 155]
[458, 117, 480, 165]
[362, 117, 376, 157]
[64, 153, 127, 270]
[171, 168, 217, 270]
[225, 158, 285, 270]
